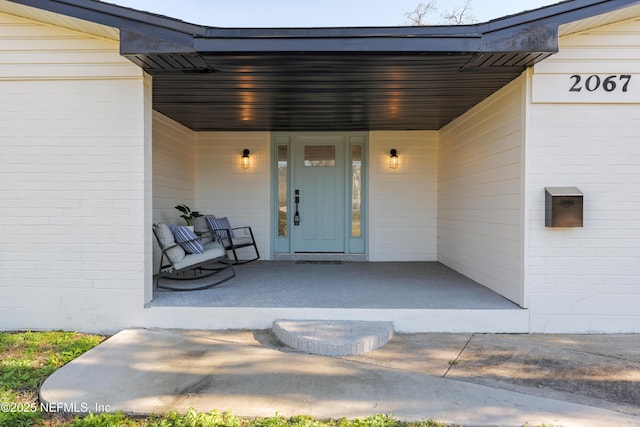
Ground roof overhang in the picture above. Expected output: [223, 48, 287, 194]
[5, 0, 640, 131]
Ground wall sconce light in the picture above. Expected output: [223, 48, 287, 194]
[241, 148, 250, 169]
[389, 148, 398, 169]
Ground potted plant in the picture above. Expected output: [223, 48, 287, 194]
[175, 204, 203, 229]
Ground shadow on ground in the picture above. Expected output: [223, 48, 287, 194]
[226, 330, 640, 416]
[439, 334, 640, 416]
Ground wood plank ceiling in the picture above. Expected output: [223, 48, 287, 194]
[146, 53, 533, 131]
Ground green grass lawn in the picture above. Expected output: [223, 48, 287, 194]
[0, 330, 453, 427]
[0, 330, 104, 426]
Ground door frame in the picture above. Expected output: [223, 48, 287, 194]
[271, 131, 368, 259]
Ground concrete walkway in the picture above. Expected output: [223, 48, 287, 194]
[40, 329, 640, 426]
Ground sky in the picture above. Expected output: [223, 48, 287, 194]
[108, 0, 561, 27]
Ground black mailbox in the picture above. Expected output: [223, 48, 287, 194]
[545, 187, 583, 227]
[544, 187, 583, 227]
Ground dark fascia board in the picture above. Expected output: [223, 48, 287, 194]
[192, 35, 484, 55]
[480, 0, 640, 33]
[6, 0, 640, 55]
[477, 0, 640, 51]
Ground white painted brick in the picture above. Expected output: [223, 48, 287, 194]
[0, 15, 149, 331]
[531, 314, 640, 334]
[437, 77, 525, 305]
[194, 130, 271, 258]
[369, 131, 438, 262]
[526, 18, 640, 332]
[0, 287, 61, 309]
[61, 288, 142, 311]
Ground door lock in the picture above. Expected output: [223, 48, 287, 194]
[294, 189, 301, 226]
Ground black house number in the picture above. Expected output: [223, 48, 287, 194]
[569, 74, 632, 93]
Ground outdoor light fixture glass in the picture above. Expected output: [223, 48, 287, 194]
[241, 148, 250, 169]
[389, 148, 398, 169]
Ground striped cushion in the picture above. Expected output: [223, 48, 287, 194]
[170, 225, 205, 254]
[206, 216, 235, 240]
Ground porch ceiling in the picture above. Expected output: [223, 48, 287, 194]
[144, 52, 538, 132]
[122, 22, 556, 132]
[7, 0, 640, 131]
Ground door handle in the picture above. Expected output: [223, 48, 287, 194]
[294, 189, 300, 226]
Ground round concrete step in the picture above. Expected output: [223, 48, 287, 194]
[273, 319, 394, 356]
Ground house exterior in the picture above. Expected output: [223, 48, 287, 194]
[1, 0, 639, 333]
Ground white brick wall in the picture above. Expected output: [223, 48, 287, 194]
[150, 111, 197, 277]
[195, 132, 271, 259]
[526, 101, 640, 332]
[151, 122, 270, 262]
[369, 131, 438, 261]
[526, 18, 640, 332]
[525, 103, 640, 331]
[152, 111, 196, 224]
[0, 12, 149, 331]
[438, 77, 526, 306]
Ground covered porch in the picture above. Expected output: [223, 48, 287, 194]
[139, 1, 604, 314]
[146, 261, 528, 333]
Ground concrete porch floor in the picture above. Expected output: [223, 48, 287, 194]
[150, 261, 519, 310]
[144, 261, 528, 333]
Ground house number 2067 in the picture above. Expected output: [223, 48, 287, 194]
[569, 74, 632, 93]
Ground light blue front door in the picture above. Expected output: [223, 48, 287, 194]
[292, 136, 346, 252]
[272, 132, 366, 256]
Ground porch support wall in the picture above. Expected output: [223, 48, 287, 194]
[0, 11, 149, 331]
[437, 76, 526, 307]
[525, 18, 640, 332]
